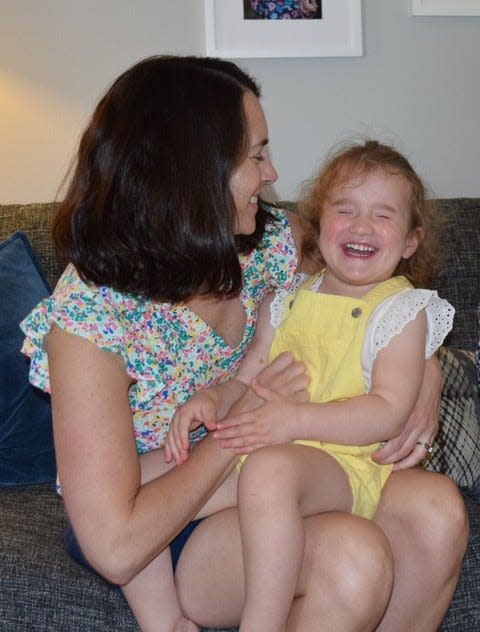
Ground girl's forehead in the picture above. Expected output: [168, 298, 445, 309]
[329, 165, 409, 193]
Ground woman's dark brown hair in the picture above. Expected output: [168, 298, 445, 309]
[299, 139, 444, 288]
[54, 55, 271, 301]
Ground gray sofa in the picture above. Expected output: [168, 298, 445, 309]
[0, 199, 479, 631]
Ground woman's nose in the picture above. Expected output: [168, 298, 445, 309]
[262, 156, 278, 185]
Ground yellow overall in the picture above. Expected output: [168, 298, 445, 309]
[269, 274, 413, 519]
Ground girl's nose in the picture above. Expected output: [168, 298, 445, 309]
[350, 214, 373, 234]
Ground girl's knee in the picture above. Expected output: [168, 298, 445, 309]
[238, 446, 297, 503]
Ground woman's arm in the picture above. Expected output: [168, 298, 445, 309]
[214, 311, 427, 452]
[47, 325, 238, 585]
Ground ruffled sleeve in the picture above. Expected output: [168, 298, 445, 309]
[20, 264, 128, 393]
[362, 288, 455, 372]
[375, 289, 454, 357]
[270, 273, 308, 328]
[360, 289, 454, 392]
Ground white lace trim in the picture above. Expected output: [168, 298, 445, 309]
[270, 273, 307, 328]
[362, 289, 455, 390]
[370, 289, 454, 358]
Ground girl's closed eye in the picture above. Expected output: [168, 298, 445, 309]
[375, 210, 395, 220]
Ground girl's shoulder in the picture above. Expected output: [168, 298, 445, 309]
[368, 288, 455, 360]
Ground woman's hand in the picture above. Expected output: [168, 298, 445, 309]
[214, 380, 298, 454]
[372, 356, 442, 470]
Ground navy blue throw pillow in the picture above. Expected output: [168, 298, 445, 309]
[0, 231, 56, 486]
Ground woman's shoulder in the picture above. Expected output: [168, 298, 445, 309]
[242, 203, 298, 291]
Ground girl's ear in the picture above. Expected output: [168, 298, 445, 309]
[402, 227, 423, 260]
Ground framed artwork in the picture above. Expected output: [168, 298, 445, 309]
[411, 0, 480, 15]
[204, 0, 363, 58]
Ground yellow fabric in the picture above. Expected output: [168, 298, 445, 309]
[268, 274, 412, 518]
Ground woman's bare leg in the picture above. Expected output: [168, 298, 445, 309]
[238, 445, 353, 631]
[175, 507, 393, 631]
[374, 468, 468, 631]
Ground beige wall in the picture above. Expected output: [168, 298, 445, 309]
[1, 0, 479, 204]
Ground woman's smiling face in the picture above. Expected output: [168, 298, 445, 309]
[229, 92, 277, 235]
[318, 168, 421, 297]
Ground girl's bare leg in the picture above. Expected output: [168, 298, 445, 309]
[122, 452, 238, 631]
[176, 506, 393, 631]
[374, 468, 468, 631]
[238, 444, 354, 631]
[121, 547, 198, 632]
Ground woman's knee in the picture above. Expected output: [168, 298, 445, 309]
[378, 469, 468, 575]
[415, 473, 468, 563]
[302, 515, 394, 623]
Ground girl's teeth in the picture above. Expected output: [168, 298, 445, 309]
[346, 243, 376, 253]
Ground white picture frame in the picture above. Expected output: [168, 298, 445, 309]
[410, 0, 480, 15]
[204, 0, 363, 59]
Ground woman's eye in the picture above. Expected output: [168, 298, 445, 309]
[252, 154, 264, 163]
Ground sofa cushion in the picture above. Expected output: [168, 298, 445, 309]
[432, 199, 480, 351]
[424, 347, 480, 498]
[0, 231, 56, 486]
[0, 203, 62, 290]
[476, 303, 479, 389]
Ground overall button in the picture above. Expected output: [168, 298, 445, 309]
[351, 307, 362, 318]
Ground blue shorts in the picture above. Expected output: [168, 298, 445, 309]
[63, 519, 203, 588]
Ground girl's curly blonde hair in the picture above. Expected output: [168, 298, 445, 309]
[298, 139, 444, 288]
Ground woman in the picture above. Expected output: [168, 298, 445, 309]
[21, 56, 466, 631]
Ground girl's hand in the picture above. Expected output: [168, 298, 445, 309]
[372, 356, 442, 470]
[255, 351, 310, 402]
[165, 391, 218, 465]
[213, 379, 298, 454]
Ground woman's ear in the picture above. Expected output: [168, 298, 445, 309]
[402, 227, 424, 260]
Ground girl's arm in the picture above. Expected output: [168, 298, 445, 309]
[214, 310, 427, 452]
[372, 354, 442, 469]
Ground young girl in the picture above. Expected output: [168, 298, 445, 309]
[166, 140, 455, 631]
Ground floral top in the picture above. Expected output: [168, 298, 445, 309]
[21, 206, 297, 454]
